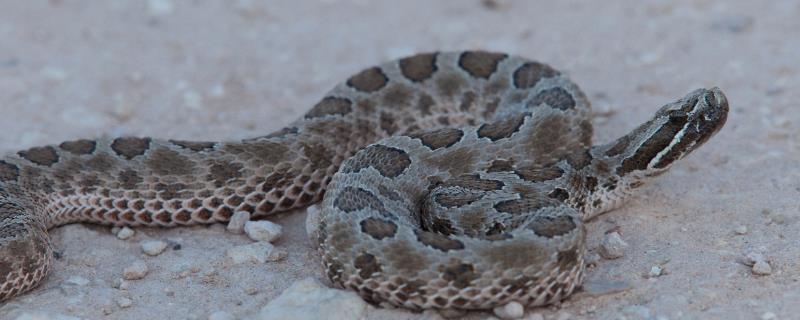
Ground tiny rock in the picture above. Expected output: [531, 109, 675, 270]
[244, 220, 283, 242]
[141, 240, 168, 256]
[734, 225, 748, 235]
[122, 260, 149, 280]
[744, 252, 766, 266]
[227, 211, 251, 234]
[112, 278, 130, 290]
[648, 266, 663, 278]
[752, 260, 772, 275]
[599, 232, 627, 259]
[117, 227, 135, 240]
[116, 297, 133, 308]
[226, 242, 286, 265]
[493, 301, 525, 319]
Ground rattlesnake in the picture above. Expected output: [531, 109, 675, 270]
[0, 51, 727, 310]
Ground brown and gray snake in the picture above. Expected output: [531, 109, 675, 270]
[0, 51, 728, 310]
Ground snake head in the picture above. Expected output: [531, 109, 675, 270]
[612, 87, 729, 176]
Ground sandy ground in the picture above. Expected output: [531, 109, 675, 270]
[0, 1, 798, 319]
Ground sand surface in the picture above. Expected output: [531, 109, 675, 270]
[0, 1, 798, 319]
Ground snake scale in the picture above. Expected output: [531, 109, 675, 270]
[0, 51, 727, 310]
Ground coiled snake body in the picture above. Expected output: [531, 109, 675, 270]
[0, 51, 727, 310]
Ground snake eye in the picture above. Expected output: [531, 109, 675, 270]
[703, 92, 715, 107]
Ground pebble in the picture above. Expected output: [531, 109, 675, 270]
[768, 212, 787, 225]
[761, 312, 777, 320]
[493, 301, 525, 319]
[244, 220, 283, 242]
[599, 232, 627, 259]
[249, 278, 367, 320]
[648, 265, 663, 278]
[752, 260, 772, 275]
[734, 225, 748, 235]
[744, 252, 766, 266]
[116, 297, 133, 308]
[245, 287, 259, 295]
[227, 211, 251, 234]
[208, 311, 235, 320]
[111, 278, 130, 290]
[116, 227, 135, 240]
[226, 242, 287, 265]
[122, 260, 149, 280]
[141, 240, 168, 256]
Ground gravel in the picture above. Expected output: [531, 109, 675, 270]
[116, 227, 135, 240]
[244, 220, 283, 242]
[122, 260, 149, 280]
[141, 240, 168, 256]
[598, 232, 627, 259]
[227, 211, 251, 234]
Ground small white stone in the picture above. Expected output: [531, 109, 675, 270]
[111, 278, 130, 290]
[226, 242, 286, 265]
[249, 278, 367, 320]
[116, 227, 135, 240]
[208, 311, 235, 320]
[493, 301, 525, 319]
[227, 211, 251, 234]
[141, 240, 168, 256]
[122, 260, 149, 280]
[744, 252, 766, 266]
[761, 312, 777, 320]
[116, 297, 133, 308]
[648, 265, 663, 278]
[598, 232, 627, 259]
[244, 220, 283, 242]
[752, 260, 772, 275]
[734, 225, 748, 235]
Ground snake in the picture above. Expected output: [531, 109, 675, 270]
[0, 51, 727, 311]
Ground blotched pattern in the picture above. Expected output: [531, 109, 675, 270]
[0, 51, 728, 310]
